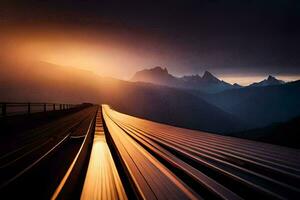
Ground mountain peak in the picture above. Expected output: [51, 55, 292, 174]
[267, 75, 277, 81]
[202, 71, 219, 82]
[151, 66, 168, 73]
[265, 75, 285, 84]
[131, 67, 241, 93]
[233, 83, 242, 88]
[131, 66, 175, 86]
[249, 75, 285, 87]
[203, 70, 213, 77]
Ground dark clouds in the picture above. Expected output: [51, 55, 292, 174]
[1, 0, 300, 75]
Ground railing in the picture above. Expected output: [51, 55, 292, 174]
[0, 102, 78, 117]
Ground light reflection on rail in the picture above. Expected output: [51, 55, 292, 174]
[81, 110, 127, 200]
[102, 105, 300, 200]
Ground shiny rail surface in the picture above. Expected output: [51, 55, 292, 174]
[2, 104, 299, 199]
[51, 107, 97, 200]
[102, 105, 300, 200]
[80, 109, 127, 200]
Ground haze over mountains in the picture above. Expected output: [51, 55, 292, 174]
[131, 66, 241, 93]
[131, 66, 285, 93]
[0, 60, 243, 133]
[198, 81, 300, 128]
[229, 115, 300, 149]
[130, 66, 300, 130]
[1, 62, 300, 147]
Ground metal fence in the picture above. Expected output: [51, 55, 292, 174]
[0, 102, 78, 117]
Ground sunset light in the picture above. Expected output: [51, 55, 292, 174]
[1, 1, 299, 200]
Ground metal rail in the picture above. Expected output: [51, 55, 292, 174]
[0, 134, 70, 189]
[0, 106, 97, 191]
[103, 105, 300, 200]
[80, 108, 127, 200]
[51, 107, 97, 199]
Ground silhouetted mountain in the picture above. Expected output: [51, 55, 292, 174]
[197, 71, 238, 93]
[0, 61, 243, 133]
[202, 71, 220, 83]
[228, 115, 300, 149]
[131, 67, 240, 93]
[249, 75, 285, 87]
[233, 83, 242, 88]
[131, 66, 181, 87]
[198, 81, 300, 128]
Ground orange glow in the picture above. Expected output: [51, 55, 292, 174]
[81, 135, 127, 200]
[2, 32, 128, 79]
[0, 27, 165, 80]
[1, 27, 299, 85]
[81, 110, 127, 200]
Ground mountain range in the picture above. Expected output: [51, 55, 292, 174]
[1, 62, 299, 147]
[249, 75, 285, 87]
[197, 80, 300, 128]
[0, 61, 243, 133]
[131, 66, 241, 93]
[131, 66, 285, 93]
[131, 66, 300, 134]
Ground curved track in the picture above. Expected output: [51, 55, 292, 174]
[1, 105, 299, 200]
[103, 105, 300, 200]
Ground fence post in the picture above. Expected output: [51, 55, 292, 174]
[2, 103, 6, 117]
[60, 104, 62, 110]
[28, 103, 31, 114]
[44, 103, 46, 112]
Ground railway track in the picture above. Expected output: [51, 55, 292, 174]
[0, 106, 98, 198]
[1, 104, 299, 200]
[102, 105, 300, 200]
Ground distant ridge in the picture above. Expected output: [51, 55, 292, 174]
[131, 66, 179, 87]
[131, 66, 240, 93]
[233, 83, 242, 88]
[249, 75, 285, 87]
[198, 80, 300, 128]
[0, 61, 244, 133]
[228, 115, 300, 148]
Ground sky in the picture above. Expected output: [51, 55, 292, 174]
[1, 0, 300, 85]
